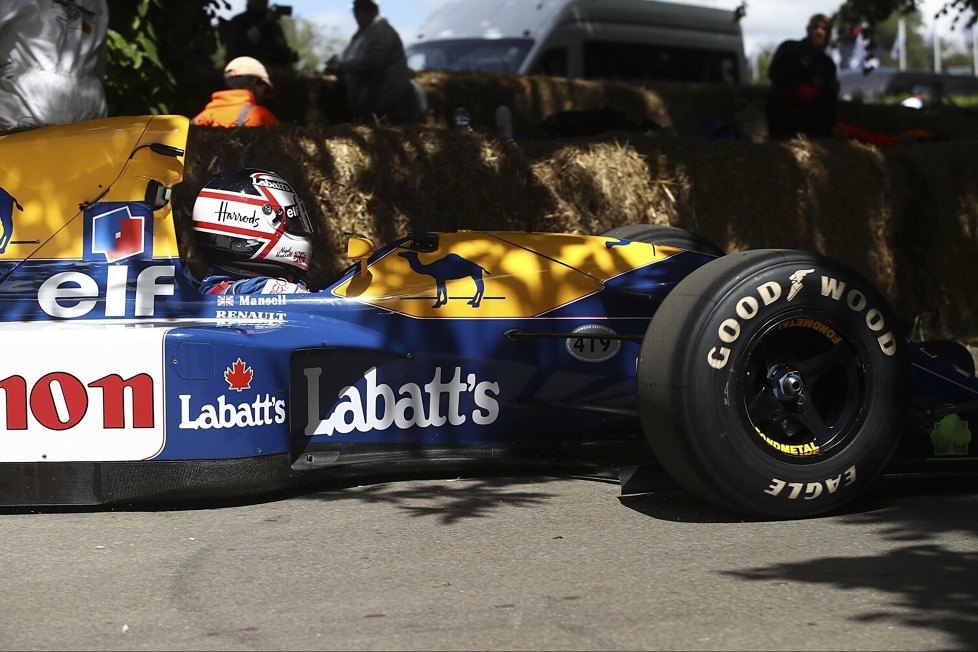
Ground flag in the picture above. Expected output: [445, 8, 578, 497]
[827, 27, 842, 66]
[849, 32, 868, 70]
[890, 18, 906, 59]
[826, 43, 842, 68]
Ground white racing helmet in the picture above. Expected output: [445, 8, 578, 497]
[192, 168, 313, 276]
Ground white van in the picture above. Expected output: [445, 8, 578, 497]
[405, 0, 748, 85]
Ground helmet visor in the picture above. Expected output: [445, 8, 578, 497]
[282, 201, 314, 236]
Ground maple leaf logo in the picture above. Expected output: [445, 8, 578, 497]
[224, 358, 254, 392]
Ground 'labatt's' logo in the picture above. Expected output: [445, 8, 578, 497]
[303, 366, 500, 437]
[178, 358, 285, 430]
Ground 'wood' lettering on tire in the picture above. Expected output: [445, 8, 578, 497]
[819, 276, 898, 356]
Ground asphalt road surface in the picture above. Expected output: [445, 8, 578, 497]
[2, 469, 977, 651]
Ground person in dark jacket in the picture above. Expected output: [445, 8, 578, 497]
[326, 0, 427, 125]
[766, 13, 840, 140]
[222, 0, 298, 70]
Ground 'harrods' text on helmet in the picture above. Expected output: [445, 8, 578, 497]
[192, 168, 313, 276]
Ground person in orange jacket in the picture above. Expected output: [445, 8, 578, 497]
[192, 56, 280, 128]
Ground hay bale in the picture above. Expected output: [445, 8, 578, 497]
[174, 72, 978, 341]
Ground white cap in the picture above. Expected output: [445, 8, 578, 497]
[224, 56, 275, 93]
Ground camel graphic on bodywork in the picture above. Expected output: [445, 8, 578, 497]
[0, 187, 23, 254]
[398, 250, 490, 308]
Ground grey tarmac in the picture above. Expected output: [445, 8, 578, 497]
[1, 471, 976, 651]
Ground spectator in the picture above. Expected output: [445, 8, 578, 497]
[900, 85, 930, 110]
[901, 82, 953, 111]
[326, 0, 427, 125]
[0, 0, 109, 129]
[766, 13, 840, 140]
[221, 0, 298, 71]
[192, 57, 280, 128]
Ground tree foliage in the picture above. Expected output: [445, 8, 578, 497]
[105, 0, 230, 115]
[104, 0, 344, 115]
[831, 1, 977, 74]
[103, 0, 978, 116]
[286, 20, 347, 73]
[838, 0, 977, 28]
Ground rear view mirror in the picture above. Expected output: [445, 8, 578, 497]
[346, 234, 374, 277]
[347, 234, 374, 261]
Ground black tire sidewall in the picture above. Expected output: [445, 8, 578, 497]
[638, 250, 911, 518]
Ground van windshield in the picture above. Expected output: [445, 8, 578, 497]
[406, 39, 533, 74]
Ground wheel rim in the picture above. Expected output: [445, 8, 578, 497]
[737, 311, 869, 463]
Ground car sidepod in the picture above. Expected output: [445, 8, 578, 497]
[289, 232, 714, 472]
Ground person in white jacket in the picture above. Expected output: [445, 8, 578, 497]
[0, 0, 109, 129]
[326, 0, 427, 125]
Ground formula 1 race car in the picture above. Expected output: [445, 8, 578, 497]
[1, 115, 976, 519]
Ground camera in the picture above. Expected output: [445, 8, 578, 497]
[270, 4, 292, 17]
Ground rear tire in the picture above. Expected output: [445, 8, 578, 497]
[918, 339, 975, 375]
[637, 249, 911, 519]
[601, 224, 724, 257]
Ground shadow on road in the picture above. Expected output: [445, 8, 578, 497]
[295, 475, 566, 525]
[0, 462, 590, 517]
[718, 476, 978, 650]
[611, 472, 978, 647]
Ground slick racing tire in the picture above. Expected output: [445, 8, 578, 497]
[601, 224, 725, 257]
[637, 250, 911, 519]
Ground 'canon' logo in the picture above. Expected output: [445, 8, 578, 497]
[0, 372, 154, 431]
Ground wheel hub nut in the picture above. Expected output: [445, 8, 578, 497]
[768, 365, 806, 408]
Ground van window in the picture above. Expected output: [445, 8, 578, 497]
[406, 38, 533, 73]
[533, 48, 568, 77]
[582, 40, 741, 84]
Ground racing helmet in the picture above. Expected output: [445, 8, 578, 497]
[192, 168, 313, 276]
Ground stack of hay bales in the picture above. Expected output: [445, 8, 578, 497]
[175, 71, 978, 341]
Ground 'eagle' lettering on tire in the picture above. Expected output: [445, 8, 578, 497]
[764, 466, 857, 500]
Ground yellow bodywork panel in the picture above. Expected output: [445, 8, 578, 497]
[0, 115, 188, 262]
[333, 231, 670, 318]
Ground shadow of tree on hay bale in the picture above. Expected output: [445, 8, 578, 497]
[173, 95, 978, 342]
[176, 123, 558, 290]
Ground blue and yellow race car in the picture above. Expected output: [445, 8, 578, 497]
[1, 115, 975, 519]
